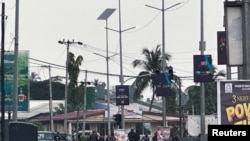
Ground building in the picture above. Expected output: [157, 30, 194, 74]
[16, 100, 182, 136]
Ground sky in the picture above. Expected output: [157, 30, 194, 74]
[2, 0, 228, 100]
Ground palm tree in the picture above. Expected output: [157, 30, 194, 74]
[68, 52, 83, 87]
[67, 52, 84, 111]
[67, 52, 84, 134]
[131, 45, 173, 111]
[30, 72, 41, 81]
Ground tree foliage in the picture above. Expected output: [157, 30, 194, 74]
[29, 80, 65, 100]
[67, 52, 84, 112]
[185, 67, 225, 115]
[131, 45, 179, 113]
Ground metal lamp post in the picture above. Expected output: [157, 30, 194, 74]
[199, 0, 206, 140]
[58, 39, 83, 133]
[97, 8, 116, 135]
[146, 0, 182, 127]
[103, 0, 135, 129]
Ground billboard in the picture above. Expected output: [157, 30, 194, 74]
[217, 31, 227, 65]
[153, 73, 171, 96]
[225, 1, 243, 66]
[0, 50, 29, 111]
[193, 54, 213, 82]
[217, 80, 250, 125]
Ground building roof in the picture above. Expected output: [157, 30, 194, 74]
[53, 109, 105, 120]
[13, 100, 164, 120]
[17, 100, 64, 120]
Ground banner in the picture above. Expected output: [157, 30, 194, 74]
[217, 80, 250, 125]
[0, 50, 29, 111]
[193, 54, 213, 82]
[217, 31, 227, 65]
[153, 73, 171, 96]
[115, 85, 129, 105]
[114, 129, 129, 141]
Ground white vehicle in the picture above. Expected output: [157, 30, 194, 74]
[72, 130, 92, 140]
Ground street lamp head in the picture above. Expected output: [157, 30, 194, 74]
[58, 40, 64, 44]
[77, 42, 83, 45]
[97, 8, 116, 20]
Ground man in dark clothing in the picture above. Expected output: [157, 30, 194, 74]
[152, 132, 157, 141]
[54, 132, 61, 141]
[128, 129, 136, 141]
[89, 130, 99, 141]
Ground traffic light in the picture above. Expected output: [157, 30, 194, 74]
[168, 66, 173, 80]
[113, 114, 122, 126]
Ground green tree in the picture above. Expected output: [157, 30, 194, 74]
[30, 72, 41, 81]
[185, 67, 225, 115]
[67, 52, 84, 134]
[29, 80, 65, 100]
[54, 103, 65, 115]
[67, 52, 84, 112]
[131, 45, 178, 112]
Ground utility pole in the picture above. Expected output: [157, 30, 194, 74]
[48, 65, 54, 132]
[105, 0, 135, 129]
[58, 39, 82, 133]
[1, 3, 6, 141]
[146, 0, 182, 127]
[82, 70, 87, 136]
[178, 80, 182, 137]
[42, 65, 54, 132]
[200, 0, 206, 140]
[13, 0, 19, 122]
[97, 8, 116, 135]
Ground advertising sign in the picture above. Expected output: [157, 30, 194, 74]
[193, 54, 213, 82]
[217, 31, 227, 65]
[115, 85, 129, 105]
[153, 73, 171, 96]
[156, 126, 170, 141]
[114, 129, 129, 141]
[217, 80, 250, 125]
[0, 50, 29, 111]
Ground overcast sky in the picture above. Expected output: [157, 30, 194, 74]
[3, 0, 227, 99]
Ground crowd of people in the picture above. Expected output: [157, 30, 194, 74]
[75, 125, 184, 141]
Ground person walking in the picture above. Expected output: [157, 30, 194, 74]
[141, 133, 149, 141]
[54, 132, 61, 141]
[128, 129, 136, 141]
[89, 130, 99, 141]
[152, 132, 157, 141]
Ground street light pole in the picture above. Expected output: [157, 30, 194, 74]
[58, 39, 83, 133]
[116, 0, 135, 129]
[103, 0, 135, 130]
[97, 8, 116, 135]
[200, 0, 206, 140]
[146, 0, 182, 127]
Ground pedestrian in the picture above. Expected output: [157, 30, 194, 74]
[105, 134, 115, 141]
[135, 129, 140, 141]
[141, 133, 149, 141]
[89, 130, 99, 141]
[54, 132, 61, 141]
[96, 130, 100, 141]
[128, 129, 136, 141]
[152, 132, 157, 141]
